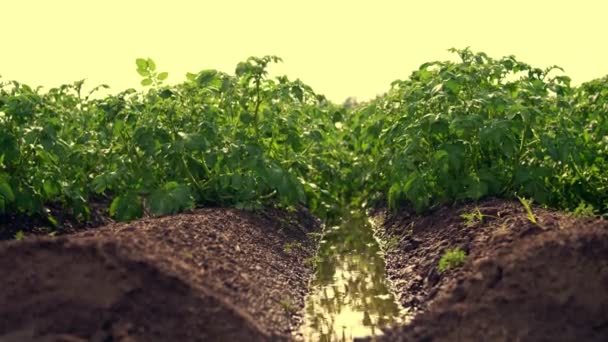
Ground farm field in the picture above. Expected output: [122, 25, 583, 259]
[1, 49, 608, 341]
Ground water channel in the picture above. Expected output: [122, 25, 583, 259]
[299, 211, 406, 341]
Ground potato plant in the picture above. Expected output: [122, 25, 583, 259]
[0, 57, 350, 222]
[348, 48, 608, 215]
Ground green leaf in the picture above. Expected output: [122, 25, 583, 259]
[186, 72, 197, 81]
[433, 149, 448, 162]
[158, 89, 173, 99]
[332, 111, 344, 123]
[14, 190, 39, 214]
[464, 176, 488, 200]
[231, 174, 243, 190]
[136, 58, 148, 69]
[235, 62, 250, 76]
[47, 214, 59, 227]
[157, 72, 168, 81]
[261, 162, 304, 204]
[43, 180, 60, 198]
[141, 78, 153, 86]
[308, 130, 323, 141]
[518, 196, 537, 224]
[147, 58, 156, 71]
[0, 181, 15, 202]
[240, 112, 253, 124]
[388, 183, 402, 209]
[92, 172, 118, 193]
[443, 79, 461, 94]
[183, 132, 206, 151]
[196, 70, 218, 86]
[133, 127, 157, 155]
[136, 68, 150, 77]
[402, 172, 429, 212]
[110, 193, 143, 221]
[148, 182, 193, 216]
[0, 134, 20, 164]
[292, 85, 303, 101]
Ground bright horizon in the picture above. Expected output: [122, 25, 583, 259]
[2, 0, 607, 103]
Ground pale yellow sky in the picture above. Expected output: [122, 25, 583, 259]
[2, 0, 607, 102]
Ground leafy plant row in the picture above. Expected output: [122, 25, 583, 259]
[0, 56, 351, 223]
[1, 48, 607, 228]
[347, 48, 608, 215]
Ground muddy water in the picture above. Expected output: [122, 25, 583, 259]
[299, 211, 405, 341]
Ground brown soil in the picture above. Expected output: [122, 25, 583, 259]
[0, 207, 321, 342]
[373, 198, 608, 342]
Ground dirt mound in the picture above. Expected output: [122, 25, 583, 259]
[0, 207, 320, 341]
[374, 199, 608, 341]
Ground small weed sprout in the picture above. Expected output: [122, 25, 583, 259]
[572, 201, 595, 217]
[280, 298, 297, 314]
[14, 230, 24, 240]
[460, 207, 498, 227]
[182, 251, 194, 259]
[517, 196, 537, 224]
[304, 256, 320, 267]
[460, 207, 484, 227]
[307, 231, 324, 242]
[382, 235, 400, 251]
[438, 248, 467, 272]
[283, 242, 302, 254]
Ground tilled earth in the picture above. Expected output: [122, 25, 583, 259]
[0, 207, 321, 342]
[373, 198, 608, 342]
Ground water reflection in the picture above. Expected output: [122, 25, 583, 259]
[300, 212, 404, 341]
